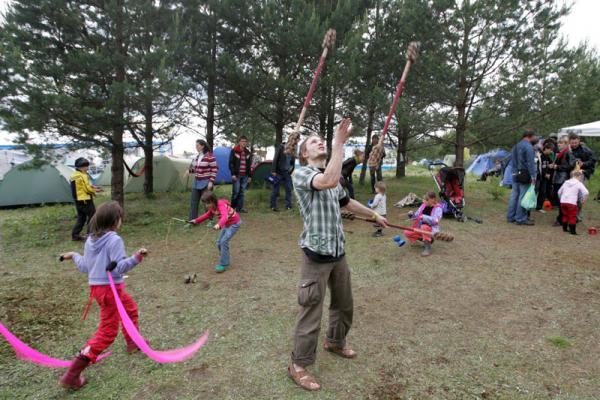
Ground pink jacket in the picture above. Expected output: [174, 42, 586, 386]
[192, 199, 240, 227]
[558, 178, 589, 205]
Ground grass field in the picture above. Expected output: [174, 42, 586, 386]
[1, 169, 600, 400]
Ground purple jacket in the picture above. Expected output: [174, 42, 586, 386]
[73, 231, 141, 285]
[410, 203, 443, 234]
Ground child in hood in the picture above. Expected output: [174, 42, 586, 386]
[59, 201, 147, 389]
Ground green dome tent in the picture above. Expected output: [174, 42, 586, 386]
[95, 160, 131, 187]
[0, 162, 74, 207]
[124, 155, 193, 193]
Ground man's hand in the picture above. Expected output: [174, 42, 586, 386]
[333, 118, 352, 147]
[248, 177, 252, 183]
[208, 182, 214, 190]
[375, 214, 388, 228]
[232, 175, 237, 182]
[272, 172, 277, 177]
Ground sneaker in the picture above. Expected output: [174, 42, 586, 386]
[286, 206, 292, 210]
[537, 209, 546, 214]
[372, 231, 383, 237]
[271, 207, 279, 212]
[215, 264, 229, 273]
[238, 209, 248, 213]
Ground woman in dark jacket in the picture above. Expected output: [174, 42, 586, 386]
[550, 137, 576, 225]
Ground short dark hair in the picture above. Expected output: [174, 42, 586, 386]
[543, 142, 555, 151]
[371, 134, 380, 142]
[89, 201, 124, 238]
[200, 191, 218, 207]
[568, 132, 579, 140]
[196, 139, 212, 153]
[522, 129, 536, 138]
[238, 135, 248, 142]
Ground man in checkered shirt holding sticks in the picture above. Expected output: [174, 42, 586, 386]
[287, 118, 389, 391]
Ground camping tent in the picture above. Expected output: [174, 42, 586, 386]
[249, 161, 273, 189]
[0, 150, 30, 181]
[124, 156, 193, 193]
[558, 120, 600, 137]
[466, 149, 510, 176]
[213, 146, 232, 184]
[0, 162, 74, 207]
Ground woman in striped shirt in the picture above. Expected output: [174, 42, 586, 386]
[188, 139, 218, 220]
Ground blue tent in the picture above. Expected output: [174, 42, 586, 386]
[466, 149, 510, 176]
[213, 146, 232, 184]
[501, 155, 513, 187]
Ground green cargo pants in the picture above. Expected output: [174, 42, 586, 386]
[291, 253, 353, 367]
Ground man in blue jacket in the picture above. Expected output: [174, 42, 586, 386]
[507, 129, 537, 225]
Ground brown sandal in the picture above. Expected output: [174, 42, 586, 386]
[287, 363, 321, 391]
[323, 341, 357, 359]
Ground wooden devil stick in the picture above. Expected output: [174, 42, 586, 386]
[341, 212, 454, 242]
[285, 29, 337, 155]
[367, 42, 419, 169]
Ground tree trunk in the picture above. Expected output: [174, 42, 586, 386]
[396, 126, 408, 178]
[206, 17, 217, 149]
[359, 108, 375, 184]
[143, 99, 154, 196]
[111, 0, 126, 207]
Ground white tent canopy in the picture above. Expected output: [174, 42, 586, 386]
[558, 120, 600, 137]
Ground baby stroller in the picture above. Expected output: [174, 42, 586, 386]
[428, 162, 467, 222]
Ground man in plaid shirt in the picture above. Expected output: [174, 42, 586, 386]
[287, 118, 388, 391]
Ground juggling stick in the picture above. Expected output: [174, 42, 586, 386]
[172, 217, 191, 224]
[341, 212, 454, 242]
[285, 29, 337, 155]
[367, 42, 419, 169]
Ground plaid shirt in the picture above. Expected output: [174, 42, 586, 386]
[293, 165, 347, 257]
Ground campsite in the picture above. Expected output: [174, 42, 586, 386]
[1, 0, 600, 399]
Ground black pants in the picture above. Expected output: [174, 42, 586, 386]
[370, 167, 383, 193]
[72, 201, 96, 238]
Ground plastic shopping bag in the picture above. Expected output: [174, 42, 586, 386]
[520, 185, 537, 210]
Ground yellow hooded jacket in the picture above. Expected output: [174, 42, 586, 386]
[70, 170, 96, 201]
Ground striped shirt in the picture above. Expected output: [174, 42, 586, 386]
[192, 152, 217, 182]
[293, 165, 347, 257]
[239, 152, 247, 176]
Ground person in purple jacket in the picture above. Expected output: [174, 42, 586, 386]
[405, 192, 443, 257]
[58, 201, 148, 390]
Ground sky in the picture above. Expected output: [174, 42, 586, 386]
[0, 0, 599, 152]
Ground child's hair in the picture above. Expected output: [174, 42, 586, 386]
[571, 170, 584, 180]
[374, 181, 386, 193]
[89, 201, 124, 238]
[424, 191, 437, 200]
[201, 191, 218, 207]
[543, 142, 554, 151]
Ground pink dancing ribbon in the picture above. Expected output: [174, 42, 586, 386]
[0, 322, 110, 368]
[107, 273, 208, 363]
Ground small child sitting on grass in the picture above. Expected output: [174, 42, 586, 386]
[189, 191, 242, 272]
[405, 191, 443, 257]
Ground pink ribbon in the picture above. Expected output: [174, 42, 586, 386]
[0, 322, 110, 368]
[107, 273, 208, 363]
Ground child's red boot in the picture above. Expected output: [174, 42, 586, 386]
[59, 354, 90, 389]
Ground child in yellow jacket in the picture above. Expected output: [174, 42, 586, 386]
[70, 158, 100, 241]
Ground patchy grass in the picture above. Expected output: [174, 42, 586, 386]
[546, 336, 572, 349]
[1, 172, 600, 399]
